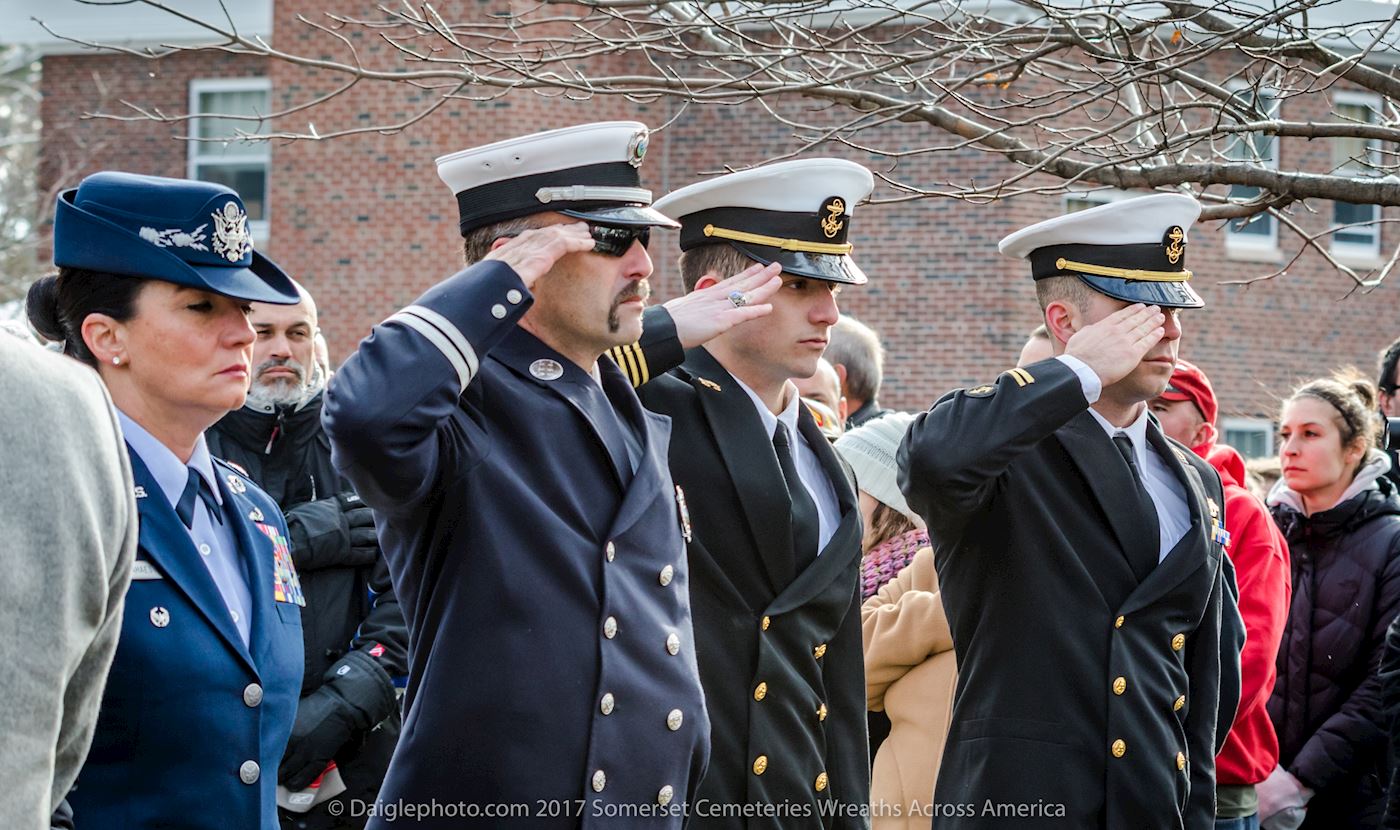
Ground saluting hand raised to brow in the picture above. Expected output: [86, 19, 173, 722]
[483, 222, 595, 290]
[666, 262, 784, 349]
[1064, 303, 1166, 388]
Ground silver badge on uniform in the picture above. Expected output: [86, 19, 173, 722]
[675, 485, 693, 543]
[149, 606, 171, 628]
[530, 359, 564, 381]
[225, 473, 247, 494]
[248, 507, 265, 522]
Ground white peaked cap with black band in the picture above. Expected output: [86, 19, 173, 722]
[998, 192, 1204, 309]
[653, 158, 875, 285]
[435, 121, 679, 237]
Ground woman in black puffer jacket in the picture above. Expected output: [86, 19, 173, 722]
[1262, 369, 1400, 829]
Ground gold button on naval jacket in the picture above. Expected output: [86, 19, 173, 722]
[600, 693, 615, 715]
[1177, 751, 1187, 771]
[592, 770, 607, 792]
[239, 760, 260, 785]
[754, 682, 768, 701]
[666, 632, 681, 656]
[603, 616, 618, 639]
[1174, 695, 1186, 712]
[1172, 633, 1186, 651]
[813, 643, 828, 660]
[605, 541, 616, 562]
[815, 772, 829, 792]
[667, 709, 684, 731]
[1114, 615, 1125, 629]
[753, 755, 768, 775]
[817, 703, 828, 722]
[659, 565, 674, 587]
[761, 615, 771, 631]
[1112, 676, 1127, 695]
[658, 786, 674, 807]
[1111, 739, 1127, 758]
[243, 683, 263, 708]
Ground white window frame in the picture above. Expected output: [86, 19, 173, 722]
[1221, 416, 1275, 459]
[1329, 89, 1383, 262]
[187, 77, 271, 242]
[1223, 83, 1280, 259]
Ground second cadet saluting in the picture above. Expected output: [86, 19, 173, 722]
[898, 194, 1245, 829]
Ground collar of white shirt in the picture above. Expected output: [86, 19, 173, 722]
[1087, 404, 1151, 471]
[730, 374, 802, 441]
[116, 410, 224, 511]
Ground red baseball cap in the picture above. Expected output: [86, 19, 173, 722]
[1159, 359, 1218, 426]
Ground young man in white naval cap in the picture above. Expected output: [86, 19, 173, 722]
[898, 193, 1245, 829]
[323, 122, 781, 829]
[609, 158, 875, 828]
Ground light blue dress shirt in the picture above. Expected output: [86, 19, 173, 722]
[117, 411, 254, 645]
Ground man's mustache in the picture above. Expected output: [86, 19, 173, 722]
[612, 280, 651, 307]
[254, 357, 305, 383]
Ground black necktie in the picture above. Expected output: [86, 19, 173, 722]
[774, 422, 820, 572]
[176, 468, 223, 529]
[1113, 433, 1159, 581]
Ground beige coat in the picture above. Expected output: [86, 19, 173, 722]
[862, 547, 957, 830]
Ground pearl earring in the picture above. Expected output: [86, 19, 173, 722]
[112, 356, 122, 366]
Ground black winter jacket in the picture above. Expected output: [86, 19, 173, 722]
[1268, 471, 1400, 829]
[208, 394, 408, 829]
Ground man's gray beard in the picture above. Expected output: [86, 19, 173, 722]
[246, 378, 306, 409]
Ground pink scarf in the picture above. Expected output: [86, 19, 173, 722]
[861, 528, 931, 600]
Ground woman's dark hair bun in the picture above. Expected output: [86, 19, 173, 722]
[25, 274, 65, 343]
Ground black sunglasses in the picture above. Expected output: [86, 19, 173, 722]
[589, 224, 650, 257]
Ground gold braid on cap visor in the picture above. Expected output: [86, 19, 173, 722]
[1055, 257, 1193, 282]
[703, 224, 854, 255]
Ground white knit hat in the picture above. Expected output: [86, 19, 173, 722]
[834, 411, 918, 523]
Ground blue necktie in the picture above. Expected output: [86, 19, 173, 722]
[176, 467, 223, 529]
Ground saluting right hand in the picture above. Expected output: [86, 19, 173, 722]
[484, 222, 594, 290]
[1063, 303, 1165, 388]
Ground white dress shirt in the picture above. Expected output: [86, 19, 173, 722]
[1055, 356, 1192, 561]
[732, 376, 842, 557]
[117, 411, 253, 645]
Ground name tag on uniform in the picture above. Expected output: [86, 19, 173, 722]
[130, 560, 164, 581]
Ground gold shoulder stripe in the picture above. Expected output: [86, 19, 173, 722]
[1012, 367, 1035, 386]
[1003, 368, 1027, 387]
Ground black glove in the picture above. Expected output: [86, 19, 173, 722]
[338, 492, 379, 567]
[285, 493, 379, 572]
[278, 648, 397, 790]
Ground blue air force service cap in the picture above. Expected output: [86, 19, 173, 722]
[998, 193, 1204, 309]
[652, 159, 875, 285]
[436, 121, 679, 236]
[54, 172, 299, 305]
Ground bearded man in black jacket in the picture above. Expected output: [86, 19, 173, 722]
[207, 285, 406, 830]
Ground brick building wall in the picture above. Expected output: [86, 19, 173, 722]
[35, 1, 1400, 435]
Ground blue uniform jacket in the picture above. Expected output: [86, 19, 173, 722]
[70, 450, 303, 829]
[323, 260, 710, 828]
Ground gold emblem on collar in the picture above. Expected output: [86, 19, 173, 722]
[698, 377, 722, 392]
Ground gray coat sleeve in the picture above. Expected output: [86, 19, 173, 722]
[0, 339, 137, 828]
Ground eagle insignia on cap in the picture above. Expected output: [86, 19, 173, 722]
[1163, 225, 1185, 265]
[820, 196, 846, 239]
[627, 128, 649, 168]
[212, 201, 253, 263]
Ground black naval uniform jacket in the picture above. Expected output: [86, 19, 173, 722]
[323, 261, 710, 828]
[897, 358, 1245, 830]
[612, 318, 870, 829]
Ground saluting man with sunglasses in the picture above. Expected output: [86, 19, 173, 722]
[323, 122, 782, 829]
